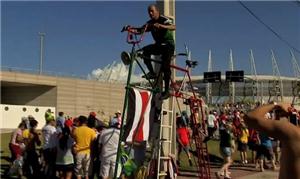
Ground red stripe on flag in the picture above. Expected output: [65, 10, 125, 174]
[132, 91, 150, 142]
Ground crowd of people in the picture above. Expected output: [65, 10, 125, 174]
[8, 110, 122, 179]
[175, 102, 300, 179]
[7, 101, 300, 179]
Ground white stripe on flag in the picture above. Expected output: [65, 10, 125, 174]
[126, 88, 142, 142]
[143, 91, 152, 141]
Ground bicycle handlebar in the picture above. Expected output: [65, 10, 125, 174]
[121, 24, 148, 45]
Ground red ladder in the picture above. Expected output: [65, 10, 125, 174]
[189, 97, 211, 179]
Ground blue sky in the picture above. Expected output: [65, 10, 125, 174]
[2, 1, 300, 77]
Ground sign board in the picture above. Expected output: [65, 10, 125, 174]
[225, 70, 244, 82]
[203, 71, 221, 83]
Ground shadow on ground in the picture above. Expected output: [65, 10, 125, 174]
[1, 154, 13, 179]
[0, 163, 11, 179]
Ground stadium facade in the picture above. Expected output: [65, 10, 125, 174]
[1, 69, 299, 129]
[191, 75, 298, 104]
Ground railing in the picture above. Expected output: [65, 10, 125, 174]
[1, 66, 88, 80]
[1, 66, 133, 84]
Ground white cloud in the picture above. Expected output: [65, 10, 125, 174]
[88, 61, 144, 83]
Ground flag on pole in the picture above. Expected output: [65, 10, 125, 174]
[124, 87, 153, 143]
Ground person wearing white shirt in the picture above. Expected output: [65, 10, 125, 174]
[42, 116, 57, 178]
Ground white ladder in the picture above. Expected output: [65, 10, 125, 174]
[157, 97, 175, 179]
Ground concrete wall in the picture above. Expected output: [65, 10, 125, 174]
[1, 71, 126, 124]
[56, 78, 125, 120]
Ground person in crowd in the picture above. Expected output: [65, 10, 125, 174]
[181, 111, 189, 127]
[272, 109, 281, 165]
[22, 115, 35, 140]
[72, 117, 79, 128]
[232, 111, 241, 136]
[271, 137, 280, 165]
[98, 118, 120, 179]
[289, 104, 298, 126]
[204, 111, 217, 142]
[56, 111, 65, 133]
[72, 115, 96, 179]
[89, 121, 105, 179]
[219, 111, 228, 123]
[45, 109, 54, 122]
[64, 117, 73, 130]
[237, 121, 249, 164]
[216, 121, 234, 179]
[255, 131, 277, 171]
[23, 118, 41, 178]
[176, 120, 193, 166]
[113, 110, 122, 129]
[244, 102, 300, 179]
[87, 112, 98, 129]
[41, 112, 57, 178]
[248, 128, 259, 164]
[176, 112, 187, 129]
[8, 121, 26, 178]
[213, 111, 220, 139]
[191, 109, 201, 128]
[55, 122, 74, 179]
[22, 116, 30, 131]
[9, 121, 26, 162]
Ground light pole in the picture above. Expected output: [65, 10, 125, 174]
[39, 32, 46, 75]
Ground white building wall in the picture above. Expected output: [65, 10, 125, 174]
[0, 104, 56, 130]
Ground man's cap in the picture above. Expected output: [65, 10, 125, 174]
[90, 111, 97, 117]
[45, 113, 55, 123]
[115, 110, 121, 114]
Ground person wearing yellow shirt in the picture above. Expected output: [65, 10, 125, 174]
[238, 122, 249, 164]
[72, 115, 96, 179]
[22, 115, 36, 147]
[22, 129, 30, 139]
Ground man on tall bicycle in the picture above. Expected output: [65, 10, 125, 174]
[132, 4, 176, 100]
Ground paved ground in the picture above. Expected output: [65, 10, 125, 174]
[238, 171, 278, 179]
[178, 163, 279, 179]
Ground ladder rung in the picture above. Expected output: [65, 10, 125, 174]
[160, 140, 172, 143]
[158, 172, 168, 176]
[159, 156, 170, 160]
[161, 124, 172, 128]
[162, 108, 173, 113]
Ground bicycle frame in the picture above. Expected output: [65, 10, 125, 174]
[114, 24, 152, 179]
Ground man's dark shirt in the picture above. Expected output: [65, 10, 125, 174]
[219, 129, 231, 148]
[146, 15, 174, 46]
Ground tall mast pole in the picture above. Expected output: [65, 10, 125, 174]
[271, 49, 283, 102]
[229, 49, 235, 103]
[249, 49, 258, 103]
[39, 32, 46, 75]
[206, 50, 212, 104]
